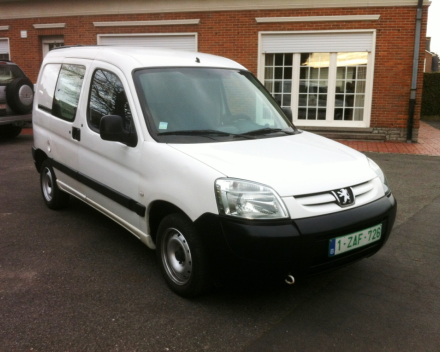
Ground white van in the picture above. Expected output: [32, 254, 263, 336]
[32, 46, 396, 297]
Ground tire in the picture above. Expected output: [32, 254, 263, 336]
[40, 160, 70, 210]
[0, 124, 22, 139]
[6, 77, 34, 114]
[156, 213, 212, 297]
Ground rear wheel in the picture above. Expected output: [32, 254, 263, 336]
[0, 124, 22, 139]
[156, 213, 212, 297]
[40, 160, 70, 209]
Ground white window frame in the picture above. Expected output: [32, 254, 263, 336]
[258, 30, 376, 128]
[97, 32, 198, 52]
[0, 37, 10, 60]
[42, 36, 64, 58]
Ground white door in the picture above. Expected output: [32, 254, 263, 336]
[78, 61, 143, 232]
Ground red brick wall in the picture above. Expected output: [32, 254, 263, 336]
[0, 5, 428, 132]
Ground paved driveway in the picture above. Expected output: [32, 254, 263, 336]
[1, 135, 440, 351]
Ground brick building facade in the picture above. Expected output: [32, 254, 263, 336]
[0, 0, 430, 141]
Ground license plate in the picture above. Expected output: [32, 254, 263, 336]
[329, 224, 382, 257]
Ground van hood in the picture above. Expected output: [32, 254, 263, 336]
[169, 132, 377, 197]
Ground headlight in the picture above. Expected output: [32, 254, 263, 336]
[368, 158, 391, 195]
[215, 178, 289, 220]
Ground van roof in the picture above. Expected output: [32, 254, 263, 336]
[45, 45, 246, 71]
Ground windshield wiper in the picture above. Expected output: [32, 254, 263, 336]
[158, 129, 231, 136]
[158, 129, 255, 139]
[239, 128, 295, 136]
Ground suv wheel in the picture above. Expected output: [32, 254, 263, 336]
[6, 77, 34, 114]
[0, 124, 22, 139]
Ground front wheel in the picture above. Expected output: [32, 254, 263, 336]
[156, 213, 212, 297]
[40, 160, 70, 209]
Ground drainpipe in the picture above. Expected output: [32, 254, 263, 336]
[407, 0, 424, 143]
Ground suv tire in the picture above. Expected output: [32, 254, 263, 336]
[6, 77, 34, 114]
[0, 124, 22, 139]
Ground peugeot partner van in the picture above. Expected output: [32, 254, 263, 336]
[32, 46, 396, 297]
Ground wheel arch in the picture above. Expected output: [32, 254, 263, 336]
[148, 200, 191, 245]
[33, 148, 48, 173]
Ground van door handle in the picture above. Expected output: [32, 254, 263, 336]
[72, 127, 81, 141]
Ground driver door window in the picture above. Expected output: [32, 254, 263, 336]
[87, 69, 134, 133]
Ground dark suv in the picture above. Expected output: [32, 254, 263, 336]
[0, 60, 33, 139]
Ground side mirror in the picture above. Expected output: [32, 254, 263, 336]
[281, 107, 293, 122]
[100, 115, 137, 147]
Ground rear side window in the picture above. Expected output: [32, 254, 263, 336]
[0, 64, 26, 85]
[36, 63, 61, 111]
[87, 69, 133, 132]
[52, 64, 85, 121]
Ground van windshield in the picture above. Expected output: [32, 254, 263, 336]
[133, 68, 296, 143]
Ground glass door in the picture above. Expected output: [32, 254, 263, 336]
[263, 51, 370, 127]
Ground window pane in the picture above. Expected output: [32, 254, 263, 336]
[52, 64, 85, 121]
[298, 94, 308, 107]
[274, 54, 283, 66]
[355, 94, 365, 108]
[88, 69, 133, 132]
[337, 67, 346, 80]
[264, 80, 273, 93]
[344, 108, 353, 120]
[319, 67, 329, 80]
[308, 108, 317, 120]
[300, 67, 308, 80]
[354, 108, 364, 121]
[356, 81, 366, 94]
[318, 94, 327, 107]
[265, 54, 274, 66]
[282, 94, 291, 107]
[336, 52, 368, 67]
[335, 52, 368, 122]
[265, 67, 274, 80]
[284, 54, 293, 66]
[308, 95, 317, 107]
[264, 54, 293, 108]
[297, 53, 330, 120]
[357, 66, 367, 80]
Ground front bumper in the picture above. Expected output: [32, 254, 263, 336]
[194, 194, 397, 282]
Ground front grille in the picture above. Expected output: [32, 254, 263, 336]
[295, 180, 375, 208]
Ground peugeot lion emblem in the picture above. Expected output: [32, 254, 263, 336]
[331, 187, 355, 207]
